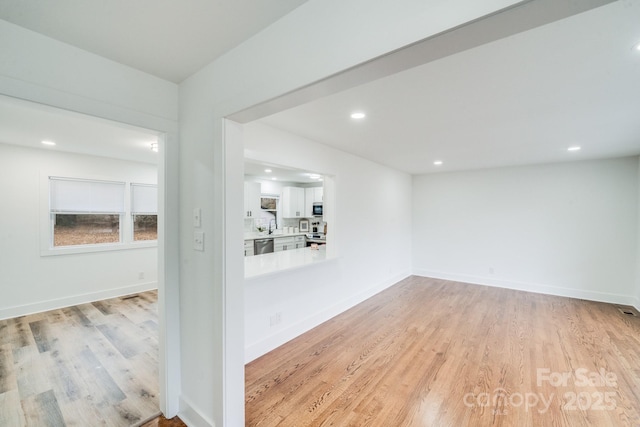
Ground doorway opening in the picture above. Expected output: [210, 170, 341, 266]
[0, 94, 167, 425]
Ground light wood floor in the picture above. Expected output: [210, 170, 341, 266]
[246, 276, 640, 426]
[0, 291, 160, 426]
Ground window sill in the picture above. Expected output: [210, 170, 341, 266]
[40, 240, 157, 257]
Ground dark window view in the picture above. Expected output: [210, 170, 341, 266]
[133, 214, 158, 241]
[53, 214, 120, 246]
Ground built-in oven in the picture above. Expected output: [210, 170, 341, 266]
[312, 203, 323, 217]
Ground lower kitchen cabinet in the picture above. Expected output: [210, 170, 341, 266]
[294, 235, 305, 249]
[274, 236, 295, 252]
[244, 240, 255, 256]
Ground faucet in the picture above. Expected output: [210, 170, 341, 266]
[268, 218, 276, 234]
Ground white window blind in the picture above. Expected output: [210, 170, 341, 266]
[50, 177, 125, 214]
[131, 183, 158, 214]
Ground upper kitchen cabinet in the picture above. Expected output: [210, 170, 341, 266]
[244, 182, 261, 218]
[305, 187, 323, 217]
[282, 186, 305, 218]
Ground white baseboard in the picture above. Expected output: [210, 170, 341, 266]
[179, 395, 215, 427]
[413, 269, 637, 306]
[0, 281, 157, 320]
[245, 270, 411, 363]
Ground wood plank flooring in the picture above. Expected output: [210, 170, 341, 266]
[0, 291, 160, 426]
[140, 415, 186, 427]
[245, 276, 640, 426]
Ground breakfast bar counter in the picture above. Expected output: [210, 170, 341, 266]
[244, 245, 327, 278]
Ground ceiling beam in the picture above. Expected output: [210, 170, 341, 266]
[230, 0, 616, 124]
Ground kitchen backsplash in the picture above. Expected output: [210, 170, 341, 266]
[244, 217, 325, 233]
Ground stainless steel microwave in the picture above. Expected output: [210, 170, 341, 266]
[312, 203, 323, 216]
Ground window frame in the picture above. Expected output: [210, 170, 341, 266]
[40, 173, 157, 257]
[130, 183, 158, 242]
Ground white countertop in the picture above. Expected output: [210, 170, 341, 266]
[244, 231, 307, 240]
[245, 246, 327, 279]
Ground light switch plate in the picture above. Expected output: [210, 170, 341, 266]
[193, 208, 201, 227]
[194, 231, 204, 251]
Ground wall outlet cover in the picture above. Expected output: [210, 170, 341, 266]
[194, 231, 205, 251]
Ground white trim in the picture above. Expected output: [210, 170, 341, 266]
[41, 240, 157, 256]
[244, 270, 411, 363]
[223, 118, 246, 425]
[178, 395, 214, 427]
[413, 269, 637, 306]
[157, 132, 181, 418]
[0, 281, 157, 321]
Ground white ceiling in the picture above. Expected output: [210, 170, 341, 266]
[1, 2, 639, 174]
[0, 95, 160, 164]
[0, 0, 307, 83]
[258, 1, 640, 175]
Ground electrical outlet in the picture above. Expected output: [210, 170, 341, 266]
[194, 231, 205, 251]
[269, 312, 282, 327]
[138, 272, 145, 280]
[489, 267, 495, 275]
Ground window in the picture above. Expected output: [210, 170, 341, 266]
[45, 177, 158, 254]
[53, 214, 121, 246]
[49, 177, 125, 247]
[131, 183, 158, 241]
[259, 195, 279, 228]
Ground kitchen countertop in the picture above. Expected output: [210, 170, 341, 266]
[245, 246, 327, 278]
[244, 231, 327, 242]
[244, 231, 308, 240]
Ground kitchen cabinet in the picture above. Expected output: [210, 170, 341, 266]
[282, 186, 305, 218]
[304, 187, 324, 217]
[294, 235, 305, 249]
[244, 182, 261, 219]
[244, 240, 255, 256]
[274, 236, 295, 252]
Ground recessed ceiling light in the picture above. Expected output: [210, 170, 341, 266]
[350, 112, 366, 119]
[634, 42, 640, 52]
[150, 142, 158, 152]
[433, 160, 443, 166]
[567, 146, 581, 152]
[41, 140, 56, 146]
[271, 177, 277, 180]
[265, 169, 272, 173]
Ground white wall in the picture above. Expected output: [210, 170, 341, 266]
[636, 156, 640, 311]
[179, 1, 532, 423]
[251, 179, 321, 195]
[243, 122, 412, 361]
[253, 179, 282, 195]
[413, 157, 639, 304]
[0, 143, 158, 318]
[0, 20, 177, 128]
[0, 19, 180, 416]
